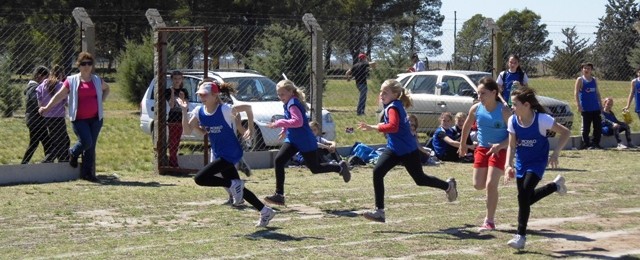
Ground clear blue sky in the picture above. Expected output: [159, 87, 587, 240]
[434, 0, 606, 60]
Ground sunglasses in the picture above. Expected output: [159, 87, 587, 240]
[79, 61, 93, 66]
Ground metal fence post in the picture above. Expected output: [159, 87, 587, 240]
[302, 13, 324, 128]
[71, 7, 95, 57]
[147, 9, 169, 173]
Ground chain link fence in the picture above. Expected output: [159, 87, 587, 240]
[1, 9, 635, 169]
[0, 22, 78, 164]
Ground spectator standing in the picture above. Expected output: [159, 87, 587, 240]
[166, 70, 189, 167]
[22, 66, 50, 164]
[574, 62, 603, 149]
[496, 55, 529, 106]
[358, 79, 457, 223]
[39, 52, 110, 182]
[346, 53, 375, 116]
[623, 67, 640, 121]
[37, 65, 70, 163]
[504, 87, 570, 250]
[407, 53, 426, 72]
[602, 97, 634, 149]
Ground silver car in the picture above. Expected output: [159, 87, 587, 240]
[396, 70, 573, 136]
[139, 69, 336, 151]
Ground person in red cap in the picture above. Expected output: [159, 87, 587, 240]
[178, 80, 276, 227]
[346, 53, 375, 116]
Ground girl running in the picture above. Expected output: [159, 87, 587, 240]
[264, 80, 350, 206]
[179, 81, 275, 227]
[358, 79, 458, 223]
[504, 87, 570, 249]
[458, 77, 511, 232]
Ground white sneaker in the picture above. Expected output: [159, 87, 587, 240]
[617, 143, 628, 149]
[363, 208, 386, 223]
[507, 234, 526, 249]
[553, 175, 567, 195]
[223, 187, 244, 205]
[229, 179, 245, 206]
[446, 178, 458, 202]
[256, 206, 276, 227]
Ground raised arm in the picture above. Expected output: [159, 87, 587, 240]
[178, 98, 203, 137]
[39, 87, 70, 114]
[232, 104, 254, 140]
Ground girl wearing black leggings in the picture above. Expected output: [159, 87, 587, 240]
[358, 79, 458, 223]
[264, 80, 350, 206]
[179, 80, 275, 227]
[504, 87, 571, 249]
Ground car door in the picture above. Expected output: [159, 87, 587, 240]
[437, 75, 476, 118]
[401, 74, 439, 132]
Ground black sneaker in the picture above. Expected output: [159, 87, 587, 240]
[264, 193, 285, 206]
[339, 161, 351, 183]
[68, 149, 78, 168]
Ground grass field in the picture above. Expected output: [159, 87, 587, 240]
[1, 76, 640, 258]
[1, 149, 639, 258]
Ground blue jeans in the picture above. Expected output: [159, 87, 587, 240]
[71, 117, 103, 177]
[356, 83, 368, 115]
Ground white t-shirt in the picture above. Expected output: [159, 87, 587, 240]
[507, 113, 555, 136]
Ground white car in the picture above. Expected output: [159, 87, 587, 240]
[140, 69, 336, 151]
[396, 70, 573, 136]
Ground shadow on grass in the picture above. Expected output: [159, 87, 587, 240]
[375, 224, 496, 240]
[496, 228, 594, 242]
[546, 167, 588, 172]
[91, 175, 176, 187]
[548, 248, 640, 259]
[244, 228, 325, 242]
[322, 208, 362, 218]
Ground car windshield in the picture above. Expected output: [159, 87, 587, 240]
[467, 73, 490, 87]
[224, 77, 279, 102]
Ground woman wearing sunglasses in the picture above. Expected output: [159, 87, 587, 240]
[39, 52, 110, 182]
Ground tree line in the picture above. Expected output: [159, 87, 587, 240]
[1, 0, 639, 81]
[453, 0, 640, 80]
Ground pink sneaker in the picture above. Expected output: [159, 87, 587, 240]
[478, 221, 496, 232]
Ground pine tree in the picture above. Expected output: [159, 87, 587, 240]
[496, 9, 552, 74]
[545, 27, 592, 79]
[593, 0, 640, 80]
[452, 14, 491, 71]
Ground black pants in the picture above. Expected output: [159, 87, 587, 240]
[43, 117, 70, 162]
[581, 110, 602, 147]
[22, 117, 49, 164]
[373, 149, 449, 209]
[194, 158, 264, 211]
[516, 172, 557, 236]
[274, 142, 341, 195]
[608, 122, 632, 144]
